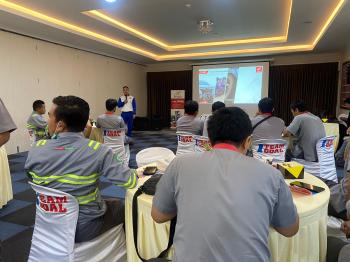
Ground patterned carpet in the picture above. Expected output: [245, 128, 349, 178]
[0, 130, 177, 262]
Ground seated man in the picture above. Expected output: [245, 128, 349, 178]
[251, 97, 285, 143]
[97, 98, 129, 160]
[283, 100, 326, 162]
[97, 98, 127, 133]
[176, 100, 204, 135]
[25, 96, 138, 242]
[152, 107, 299, 261]
[27, 100, 48, 141]
[202, 101, 225, 137]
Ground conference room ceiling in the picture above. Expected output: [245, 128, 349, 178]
[0, 0, 348, 64]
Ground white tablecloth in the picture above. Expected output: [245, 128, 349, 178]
[0, 146, 13, 208]
[125, 170, 330, 262]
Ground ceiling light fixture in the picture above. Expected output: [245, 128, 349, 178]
[0, 0, 345, 61]
[105, 0, 117, 3]
[198, 19, 213, 34]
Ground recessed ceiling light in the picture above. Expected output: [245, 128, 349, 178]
[185, 4, 191, 8]
[105, 0, 117, 3]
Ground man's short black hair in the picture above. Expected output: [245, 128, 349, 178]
[184, 100, 199, 115]
[290, 100, 307, 112]
[33, 100, 45, 111]
[258, 97, 274, 113]
[212, 101, 225, 112]
[52, 96, 89, 132]
[105, 99, 117, 111]
[207, 107, 252, 146]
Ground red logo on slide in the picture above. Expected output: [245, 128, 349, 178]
[199, 70, 208, 74]
[256, 66, 263, 73]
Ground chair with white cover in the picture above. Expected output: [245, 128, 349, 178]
[252, 139, 288, 163]
[293, 136, 338, 183]
[136, 147, 175, 168]
[28, 182, 126, 262]
[194, 136, 211, 152]
[27, 129, 36, 147]
[176, 132, 195, 156]
[102, 128, 128, 165]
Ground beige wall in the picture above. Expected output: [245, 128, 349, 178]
[0, 30, 147, 154]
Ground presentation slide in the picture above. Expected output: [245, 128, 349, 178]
[193, 62, 269, 116]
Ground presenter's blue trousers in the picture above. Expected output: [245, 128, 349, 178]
[121, 111, 134, 137]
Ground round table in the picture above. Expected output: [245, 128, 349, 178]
[125, 170, 330, 262]
[0, 146, 13, 208]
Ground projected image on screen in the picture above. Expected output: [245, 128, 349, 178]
[198, 65, 264, 105]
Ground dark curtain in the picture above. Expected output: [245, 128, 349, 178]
[147, 71, 192, 127]
[269, 62, 339, 125]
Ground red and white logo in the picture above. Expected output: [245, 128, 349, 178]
[256, 66, 263, 73]
[104, 130, 122, 137]
[178, 135, 193, 143]
[37, 193, 68, 213]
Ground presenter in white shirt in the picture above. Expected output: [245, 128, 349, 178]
[117, 86, 136, 137]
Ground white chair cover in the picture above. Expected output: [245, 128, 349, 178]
[176, 132, 195, 156]
[74, 224, 126, 262]
[194, 136, 211, 153]
[293, 136, 338, 183]
[136, 147, 175, 168]
[125, 144, 130, 165]
[29, 182, 79, 262]
[28, 129, 36, 147]
[252, 139, 288, 163]
[29, 183, 127, 262]
[102, 128, 127, 165]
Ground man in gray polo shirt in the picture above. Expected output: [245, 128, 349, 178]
[251, 97, 285, 143]
[96, 99, 126, 131]
[0, 98, 17, 146]
[202, 101, 225, 137]
[176, 100, 204, 135]
[152, 107, 299, 262]
[283, 100, 325, 162]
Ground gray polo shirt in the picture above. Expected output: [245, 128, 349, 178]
[24, 132, 137, 226]
[330, 158, 350, 213]
[153, 148, 297, 262]
[0, 98, 17, 134]
[286, 112, 326, 162]
[251, 115, 285, 142]
[176, 115, 204, 136]
[96, 113, 126, 131]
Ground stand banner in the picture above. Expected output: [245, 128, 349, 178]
[170, 90, 185, 128]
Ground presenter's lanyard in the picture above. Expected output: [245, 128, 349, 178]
[213, 143, 239, 152]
